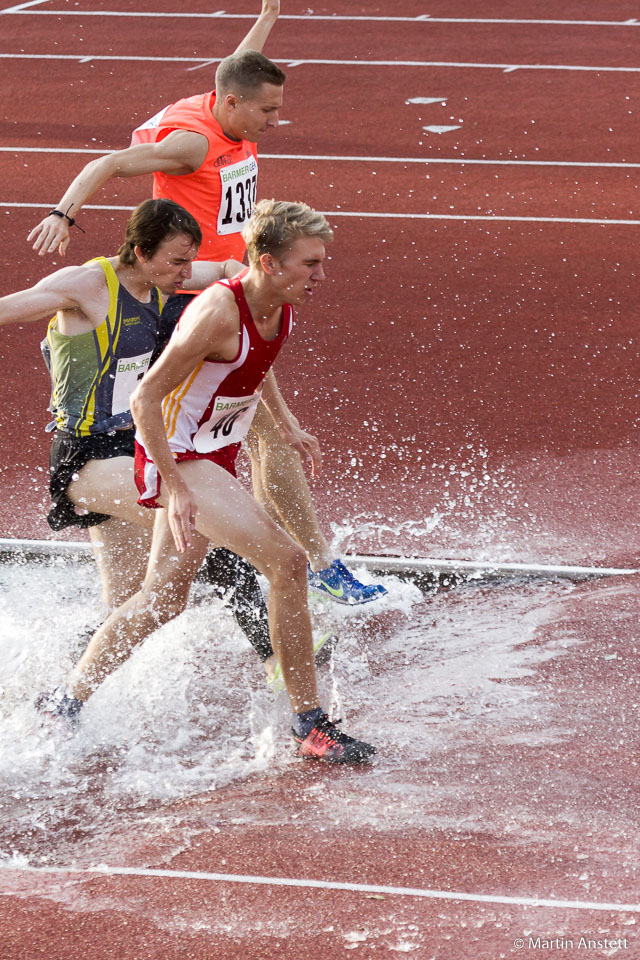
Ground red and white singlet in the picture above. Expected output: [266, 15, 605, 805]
[134, 276, 293, 508]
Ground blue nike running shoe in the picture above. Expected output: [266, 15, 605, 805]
[308, 559, 387, 605]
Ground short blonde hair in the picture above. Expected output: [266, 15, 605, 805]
[243, 199, 333, 265]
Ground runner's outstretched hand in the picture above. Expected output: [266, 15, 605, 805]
[167, 482, 197, 552]
[278, 420, 322, 478]
[27, 214, 71, 257]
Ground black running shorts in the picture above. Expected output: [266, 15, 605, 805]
[47, 429, 135, 531]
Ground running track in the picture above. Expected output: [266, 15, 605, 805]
[1, 2, 639, 957]
[2, 0, 640, 562]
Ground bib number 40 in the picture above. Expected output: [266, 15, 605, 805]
[193, 392, 261, 453]
[208, 408, 243, 440]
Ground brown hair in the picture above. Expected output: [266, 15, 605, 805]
[243, 199, 333, 265]
[215, 50, 286, 99]
[118, 199, 202, 265]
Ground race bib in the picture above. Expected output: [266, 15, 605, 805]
[217, 155, 259, 236]
[193, 392, 261, 453]
[131, 105, 170, 145]
[111, 351, 153, 415]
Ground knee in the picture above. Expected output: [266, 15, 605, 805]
[270, 542, 308, 590]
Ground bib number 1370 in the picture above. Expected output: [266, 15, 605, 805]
[218, 156, 259, 235]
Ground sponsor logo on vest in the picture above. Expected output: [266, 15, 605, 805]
[214, 149, 253, 169]
[117, 357, 150, 374]
[214, 397, 248, 412]
[138, 106, 169, 130]
[123, 315, 140, 326]
[221, 162, 254, 183]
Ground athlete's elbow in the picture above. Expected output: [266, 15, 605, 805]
[129, 383, 148, 421]
[104, 147, 147, 179]
[131, 379, 162, 422]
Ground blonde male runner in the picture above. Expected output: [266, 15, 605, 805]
[61, 200, 376, 764]
[27, 0, 386, 609]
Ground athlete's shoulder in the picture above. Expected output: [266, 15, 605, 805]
[78, 257, 116, 291]
[195, 279, 239, 318]
[161, 91, 209, 119]
[35, 258, 108, 296]
[157, 92, 214, 137]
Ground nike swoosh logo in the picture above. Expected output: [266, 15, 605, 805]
[319, 580, 344, 598]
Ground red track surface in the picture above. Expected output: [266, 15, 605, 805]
[2, 3, 640, 559]
[1, 2, 640, 957]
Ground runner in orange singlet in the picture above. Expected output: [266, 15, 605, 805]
[133, 90, 258, 264]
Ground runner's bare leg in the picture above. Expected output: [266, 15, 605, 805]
[71, 514, 209, 700]
[247, 402, 333, 571]
[67, 456, 155, 608]
[88, 521, 152, 608]
[70, 459, 319, 712]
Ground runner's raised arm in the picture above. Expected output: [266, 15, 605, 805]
[26, 131, 210, 258]
[234, 0, 280, 55]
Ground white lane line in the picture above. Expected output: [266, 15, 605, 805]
[423, 124, 462, 133]
[323, 211, 640, 225]
[260, 155, 640, 169]
[0, 539, 637, 580]
[1, 53, 639, 73]
[3, 865, 639, 914]
[323, 211, 640, 226]
[2, 146, 638, 169]
[3, 202, 639, 227]
[5, 9, 640, 27]
[4, 201, 135, 211]
[0, 0, 50, 12]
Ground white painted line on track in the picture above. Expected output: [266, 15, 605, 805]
[0, 0, 50, 13]
[423, 124, 462, 133]
[322, 211, 640, 226]
[3, 864, 639, 914]
[0, 538, 637, 580]
[1, 53, 639, 74]
[261, 155, 640, 169]
[4, 202, 639, 227]
[5, 9, 640, 27]
[1, 146, 638, 169]
[4, 202, 134, 211]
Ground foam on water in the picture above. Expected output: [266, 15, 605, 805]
[0, 557, 419, 858]
[0, 553, 588, 868]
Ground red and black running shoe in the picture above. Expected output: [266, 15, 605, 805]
[292, 714, 376, 764]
